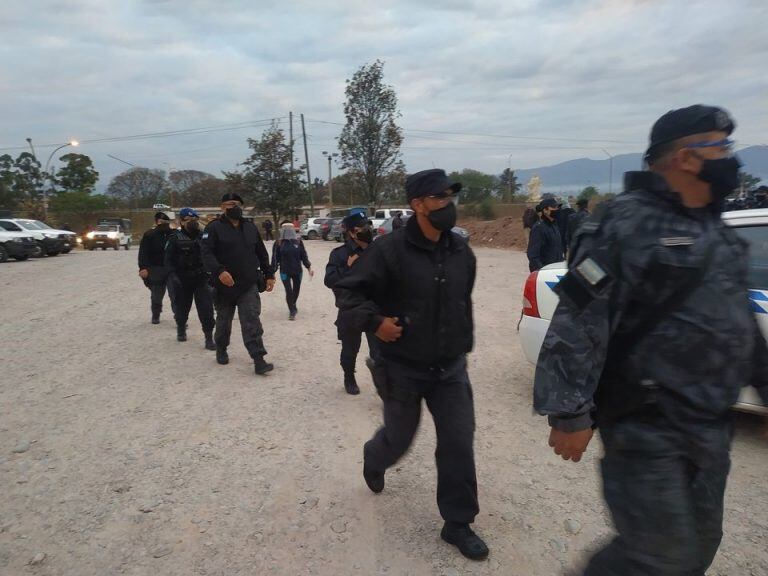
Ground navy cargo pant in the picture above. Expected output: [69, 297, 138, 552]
[280, 272, 302, 315]
[213, 284, 267, 360]
[364, 356, 479, 524]
[340, 331, 378, 376]
[174, 278, 215, 334]
[148, 268, 177, 319]
[584, 411, 731, 576]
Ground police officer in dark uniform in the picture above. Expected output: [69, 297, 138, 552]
[138, 212, 177, 324]
[527, 197, 564, 271]
[566, 197, 590, 249]
[200, 193, 276, 375]
[165, 207, 216, 349]
[335, 169, 488, 561]
[534, 105, 768, 575]
[324, 212, 376, 395]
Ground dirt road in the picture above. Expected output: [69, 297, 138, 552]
[1, 243, 766, 575]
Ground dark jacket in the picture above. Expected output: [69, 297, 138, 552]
[138, 225, 174, 269]
[566, 208, 590, 249]
[164, 227, 207, 286]
[324, 239, 367, 289]
[334, 216, 476, 368]
[527, 218, 563, 272]
[271, 239, 311, 277]
[534, 171, 768, 432]
[200, 216, 273, 298]
[554, 206, 575, 248]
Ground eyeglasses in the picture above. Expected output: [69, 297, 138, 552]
[685, 138, 734, 151]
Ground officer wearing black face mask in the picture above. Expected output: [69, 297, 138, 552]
[200, 193, 276, 375]
[534, 105, 768, 576]
[138, 212, 178, 324]
[527, 197, 564, 271]
[165, 207, 216, 349]
[334, 169, 489, 561]
[324, 212, 377, 395]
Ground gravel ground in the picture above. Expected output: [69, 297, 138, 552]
[1, 242, 766, 576]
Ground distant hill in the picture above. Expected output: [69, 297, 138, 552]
[515, 145, 768, 194]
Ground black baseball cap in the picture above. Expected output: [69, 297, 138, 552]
[405, 169, 462, 202]
[645, 105, 735, 162]
[154, 212, 170, 221]
[220, 192, 244, 204]
[342, 213, 368, 228]
[539, 197, 559, 210]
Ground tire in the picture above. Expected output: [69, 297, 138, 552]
[113, 243, 119, 251]
[101, 247, 107, 251]
[13, 255, 29, 261]
[308, 230, 318, 240]
[62, 248, 72, 254]
[0, 244, 8, 263]
[48, 251, 60, 257]
[33, 242, 45, 258]
[89, 247, 95, 251]
[124, 241, 131, 250]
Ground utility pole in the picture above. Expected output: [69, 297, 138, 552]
[289, 111, 295, 200]
[300, 114, 313, 216]
[507, 153, 514, 201]
[323, 151, 339, 210]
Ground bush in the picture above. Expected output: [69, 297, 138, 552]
[477, 197, 496, 220]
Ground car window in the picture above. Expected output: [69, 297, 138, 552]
[375, 211, 385, 219]
[33, 221, 53, 229]
[0, 221, 23, 231]
[733, 225, 768, 289]
[19, 220, 46, 230]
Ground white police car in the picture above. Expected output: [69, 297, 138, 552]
[519, 208, 768, 414]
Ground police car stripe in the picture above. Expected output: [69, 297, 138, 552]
[545, 276, 565, 290]
[749, 290, 768, 314]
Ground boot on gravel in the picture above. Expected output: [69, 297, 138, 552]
[204, 332, 216, 350]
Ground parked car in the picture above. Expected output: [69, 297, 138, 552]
[518, 207, 768, 414]
[370, 208, 413, 230]
[322, 218, 343, 242]
[83, 224, 131, 250]
[0, 230, 38, 262]
[34, 221, 78, 253]
[0, 218, 67, 257]
[300, 217, 330, 240]
[374, 214, 471, 242]
[320, 218, 337, 240]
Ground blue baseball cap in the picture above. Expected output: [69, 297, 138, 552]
[179, 207, 199, 218]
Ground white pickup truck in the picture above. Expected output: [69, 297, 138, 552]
[519, 208, 768, 414]
[370, 208, 413, 230]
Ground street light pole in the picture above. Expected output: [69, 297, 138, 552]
[322, 151, 339, 210]
[601, 148, 613, 195]
[43, 140, 79, 221]
[507, 153, 514, 201]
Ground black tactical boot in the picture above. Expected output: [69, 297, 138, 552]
[216, 347, 229, 365]
[177, 324, 187, 342]
[151, 304, 161, 324]
[254, 357, 274, 375]
[204, 331, 216, 351]
[440, 522, 489, 560]
[363, 462, 385, 493]
[344, 373, 360, 395]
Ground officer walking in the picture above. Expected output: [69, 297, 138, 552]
[262, 218, 274, 241]
[324, 212, 376, 395]
[138, 211, 177, 324]
[533, 105, 768, 575]
[165, 207, 216, 349]
[200, 193, 276, 375]
[565, 197, 590, 249]
[335, 169, 488, 560]
[526, 197, 563, 271]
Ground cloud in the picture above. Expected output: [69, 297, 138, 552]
[1, 0, 766, 192]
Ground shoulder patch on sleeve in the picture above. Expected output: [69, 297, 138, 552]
[202, 232, 209, 240]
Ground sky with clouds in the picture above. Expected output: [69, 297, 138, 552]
[1, 0, 767, 191]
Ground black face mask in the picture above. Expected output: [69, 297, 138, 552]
[697, 156, 742, 203]
[225, 206, 243, 220]
[354, 227, 373, 244]
[185, 222, 200, 236]
[426, 201, 457, 232]
[156, 222, 170, 230]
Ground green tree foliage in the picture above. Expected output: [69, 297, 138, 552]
[739, 171, 762, 191]
[338, 60, 404, 208]
[106, 167, 167, 208]
[54, 153, 99, 194]
[577, 185, 600, 204]
[239, 123, 305, 222]
[168, 170, 216, 204]
[180, 177, 228, 206]
[0, 152, 45, 211]
[498, 168, 521, 202]
[448, 169, 499, 203]
[49, 190, 110, 215]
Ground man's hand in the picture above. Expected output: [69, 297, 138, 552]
[548, 427, 594, 463]
[139, 269, 149, 280]
[375, 317, 403, 343]
[266, 278, 275, 292]
[308, 268, 315, 278]
[347, 254, 359, 267]
[218, 271, 235, 287]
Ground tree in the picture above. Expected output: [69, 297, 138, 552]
[239, 123, 305, 222]
[578, 185, 599, 204]
[448, 169, 499, 204]
[168, 170, 216, 202]
[13, 152, 45, 205]
[378, 162, 407, 205]
[106, 167, 167, 208]
[50, 190, 110, 216]
[182, 177, 228, 206]
[338, 60, 404, 208]
[55, 153, 99, 194]
[0, 154, 23, 210]
[739, 172, 762, 192]
[499, 168, 522, 202]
